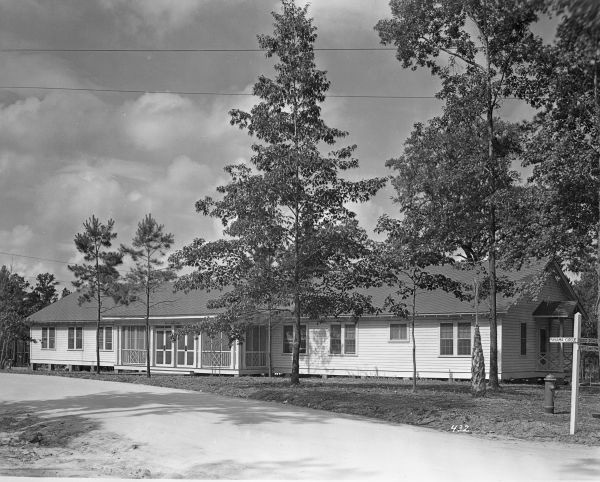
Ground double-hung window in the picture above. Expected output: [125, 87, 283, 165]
[98, 326, 113, 351]
[68, 326, 83, 350]
[390, 323, 408, 341]
[457, 323, 472, 355]
[330, 323, 356, 355]
[440, 322, 472, 356]
[440, 323, 454, 356]
[41, 327, 55, 349]
[283, 325, 306, 354]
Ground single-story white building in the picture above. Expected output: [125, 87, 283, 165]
[28, 259, 581, 380]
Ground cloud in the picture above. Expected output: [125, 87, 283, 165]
[0, 225, 34, 250]
[98, 0, 204, 38]
[122, 93, 232, 152]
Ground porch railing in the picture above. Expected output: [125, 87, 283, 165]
[201, 351, 231, 368]
[537, 351, 572, 372]
[121, 349, 147, 365]
[245, 351, 267, 368]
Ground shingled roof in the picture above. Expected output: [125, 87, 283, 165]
[29, 258, 563, 323]
[28, 283, 226, 323]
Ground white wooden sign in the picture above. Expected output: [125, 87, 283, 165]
[549, 337, 577, 343]
[548, 313, 586, 435]
[580, 344, 600, 353]
[570, 313, 581, 435]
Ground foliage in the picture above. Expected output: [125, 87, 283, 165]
[374, 216, 466, 391]
[512, 2, 600, 347]
[28, 273, 59, 314]
[573, 269, 598, 336]
[116, 214, 176, 378]
[173, 0, 386, 384]
[68, 215, 122, 373]
[0, 266, 31, 368]
[375, 0, 546, 389]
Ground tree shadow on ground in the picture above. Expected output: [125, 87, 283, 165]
[560, 458, 600, 479]
[0, 388, 342, 428]
[180, 457, 375, 480]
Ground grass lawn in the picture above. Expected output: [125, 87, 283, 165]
[5, 369, 600, 446]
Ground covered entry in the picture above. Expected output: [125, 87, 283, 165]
[533, 301, 578, 375]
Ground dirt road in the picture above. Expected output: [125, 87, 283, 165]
[1, 373, 599, 480]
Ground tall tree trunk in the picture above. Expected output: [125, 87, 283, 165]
[411, 284, 417, 392]
[146, 254, 151, 378]
[268, 306, 273, 378]
[472, 277, 486, 397]
[291, 291, 301, 385]
[290, 54, 301, 386]
[96, 290, 101, 374]
[96, 248, 101, 374]
[594, 44, 600, 354]
[484, 24, 500, 390]
[0, 338, 6, 369]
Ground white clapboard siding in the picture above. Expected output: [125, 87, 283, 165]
[272, 317, 493, 379]
[30, 325, 116, 366]
[501, 275, 573, 379]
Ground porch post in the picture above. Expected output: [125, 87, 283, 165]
[198, 333, 202, 368]
[559, 319, 565, 374]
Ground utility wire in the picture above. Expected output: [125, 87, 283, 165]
[0, 250, 71, 265]
[0, 85, 443, 100]
[1, 47, 396, 53]
[0, 85, 524, 100]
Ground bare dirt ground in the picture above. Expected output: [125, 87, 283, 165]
[0, 408, 154, 478]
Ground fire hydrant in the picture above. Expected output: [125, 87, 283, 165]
[544, 374, 557, 414]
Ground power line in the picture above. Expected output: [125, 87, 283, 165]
[0, 85, 525, 100]
[0, 250, 71, 265]
[0, 85, 442, 100]
[1, 47, 396, 53]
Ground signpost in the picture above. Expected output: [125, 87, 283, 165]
[549, 313, 599, 435]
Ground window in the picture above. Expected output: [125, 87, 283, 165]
[98, 326, 113, 351]
[344, 324, 356, 354]
[520, 323, 527, 355]
[283, 324, 306, 354]
[247, 325, 267, 352]
[330, 324, 342, 354]
[440, 323, 454, 356]
[457, 323, 472, 355]
[41, 327, 55, 349]
[330, 324, 356, 355]
[68, 326, 83, 350]
[390, 323, 408, 341]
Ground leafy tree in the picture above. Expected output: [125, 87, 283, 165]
[573, 268, 597, 337]
[68, 216, 122, 373]
[0, 266, 31, 368]
[175, 0, 385, 385]
[171, 234, 286, 377]
[117, 214, 176, 378]
[29, 273, 59, 313]
[512, 1, 600, 349]
[375, 0, 545, 389]
[61, 287, 72, 299]
[375, 217, 465, 391]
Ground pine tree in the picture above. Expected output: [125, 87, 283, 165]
[68, 215, 122, 373]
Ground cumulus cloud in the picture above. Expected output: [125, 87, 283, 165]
[122, 93, 232, 152]
[99, 0, 204, 39]
[0, 225, 34, 250]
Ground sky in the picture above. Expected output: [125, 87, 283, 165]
[0, 0, 548, 291]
